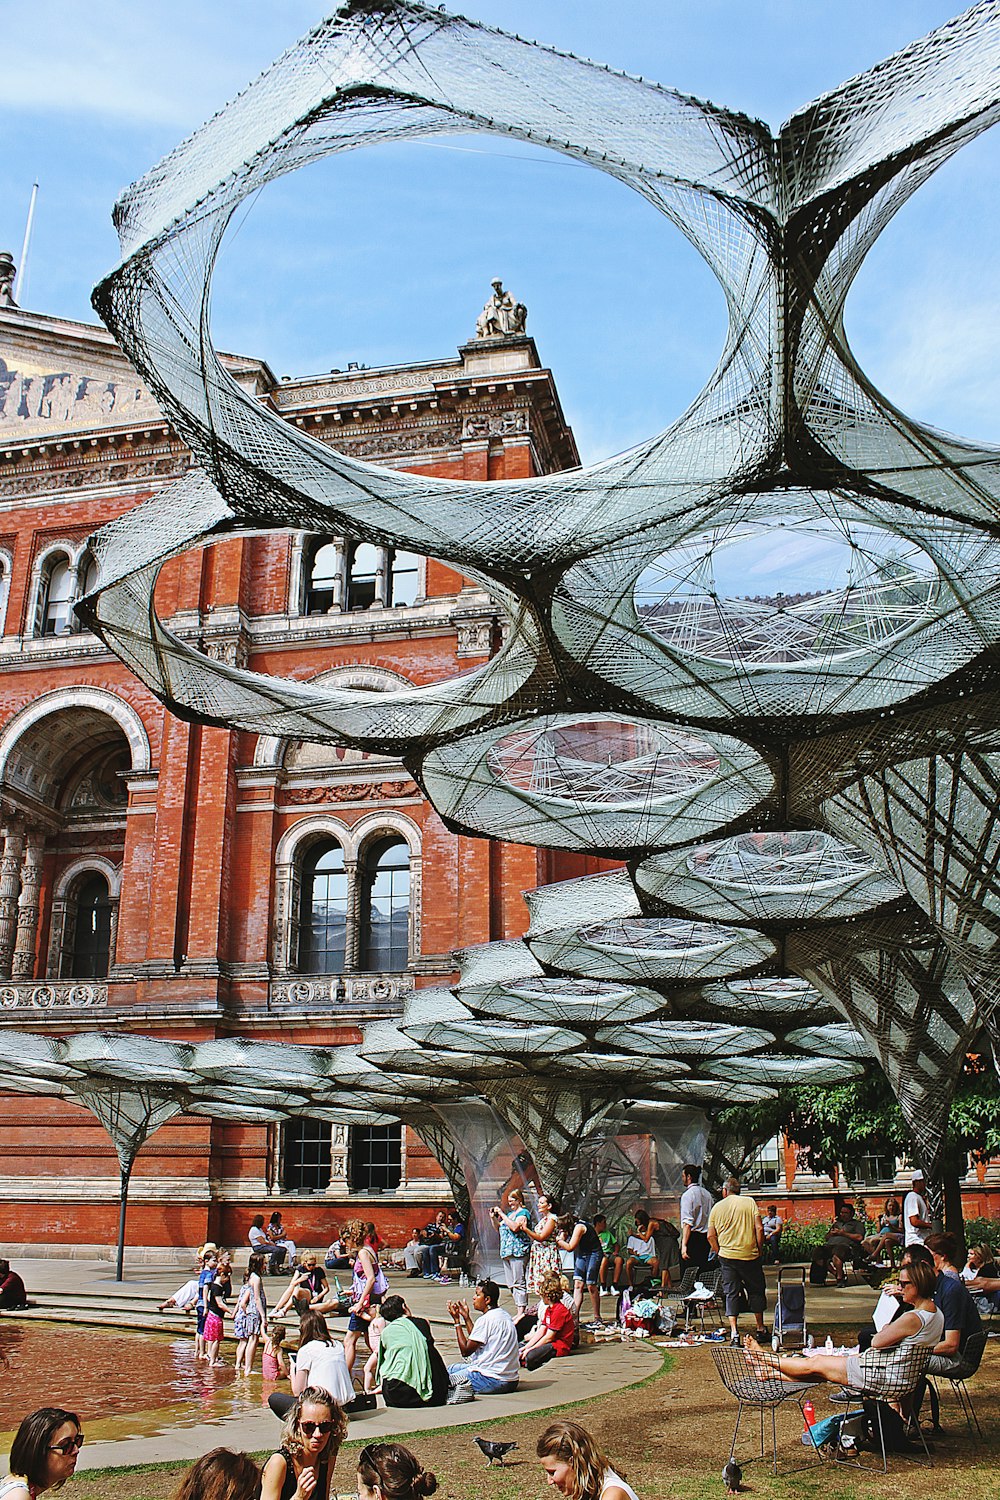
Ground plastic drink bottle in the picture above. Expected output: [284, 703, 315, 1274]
[825, 1335, 834, 1353]
[802, 1399, 816, 1431]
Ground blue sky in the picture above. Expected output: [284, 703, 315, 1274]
[1, 1, 997, 463]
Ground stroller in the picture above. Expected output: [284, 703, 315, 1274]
[773, 1266, 808, 1349]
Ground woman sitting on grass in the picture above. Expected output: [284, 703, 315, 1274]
[536, 1419, 639, 1500]
[262, 1387, 346, 1500]
[744, 1256, 943, 1397]
[172, 1449, 261, 1500]
[1, 1407, 84, 1499]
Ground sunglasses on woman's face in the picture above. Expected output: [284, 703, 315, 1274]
[50, 1435, 85, 1454]
[301, 1421, 333, 1436]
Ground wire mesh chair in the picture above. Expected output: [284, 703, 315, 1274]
[710, 1344, 822, 1474]
[683, 1264, 723, 1333]
[847, 1343, 934, 1473]
[926, 1328, 987, 1440]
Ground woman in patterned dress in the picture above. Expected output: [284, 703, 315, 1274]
[526, 1193, 561, 1297]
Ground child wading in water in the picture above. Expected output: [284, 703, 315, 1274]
[262, 1323, 289, 1382]
[234, 1252, 268, 1375]
[203, 1263, 230, 1367]
[194, 1249, 218, 1360]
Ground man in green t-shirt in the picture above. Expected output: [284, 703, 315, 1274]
[707, 1176, 766, 1345]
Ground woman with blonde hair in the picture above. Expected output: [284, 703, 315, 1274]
[342, 1217, 387, 1380]
[535, 1420, 638, 1500]
[172, 1449, 261, 1500]
[356, 1442, 437, 1500]
[261, 1388, 346, 1500]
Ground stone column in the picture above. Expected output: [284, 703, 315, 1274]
[330, 541, 346, 611]
[0, 824, 25, 979]
[107, 895, 121, 975]
[372, 548, 388, 608]
[12, 832, 45, 979]
[344, 856, 361, 970]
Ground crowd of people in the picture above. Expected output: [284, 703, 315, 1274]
[1, 1405, 637, 1500]
[5, 1170, 998, 1493]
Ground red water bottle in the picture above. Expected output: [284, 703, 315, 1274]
[802, 1399, 816, 1432]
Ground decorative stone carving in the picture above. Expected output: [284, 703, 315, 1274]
[474, 279, 527, 339]
[342, 972, 414, 1005]
[270, 975, 342, 1006]
[202, 635, 249, 669]
[461, 410, 528, 440]
[0, 980, 107, 1008]
[12, 833, 45, 980]
[285, 780, 417, 804]
[269, 972, 413, 1007]
[453, 613, 495, 658]
[0, 253, 17, 309]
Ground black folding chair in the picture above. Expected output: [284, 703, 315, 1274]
[711, 1344, 821, 1474]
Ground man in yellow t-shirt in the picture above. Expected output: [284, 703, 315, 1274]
[707, 1176, 766, 1345]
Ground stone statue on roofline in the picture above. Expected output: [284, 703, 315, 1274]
[0, 253, 18, 309]
[475, 277, 527, 339]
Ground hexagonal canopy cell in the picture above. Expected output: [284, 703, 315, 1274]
[634, 511, 941, 667]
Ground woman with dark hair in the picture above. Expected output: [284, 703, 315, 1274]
[1, 1407, 83, 1499]
[261, 1388, 346, 1500]
[376, 1295, 449, 1408]
[535, 1420, 638, 1500]
[356, 1443, 437, 1500]
[745, 1256, 944, 1395]
[525, 1194, 561, 1298]
[267, 1311, 354, 1418]
[863, 1196, 904, 1266]
[172, 1448, 261, 1500]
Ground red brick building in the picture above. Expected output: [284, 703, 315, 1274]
[0, 284, 583, 1256]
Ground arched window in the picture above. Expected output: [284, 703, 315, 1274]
[39, 554, 74, 636]
[300, 841, 348, 972]
[359, 837, 410, 972]
[305, 539, 341, 614]
[70, 873, 112, 978]
[389, 549, 421, 607]
[346, 542, 381, 611]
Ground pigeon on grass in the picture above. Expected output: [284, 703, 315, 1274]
[722, 1458, 743, 1494]
[474, 1437, 519, 1467]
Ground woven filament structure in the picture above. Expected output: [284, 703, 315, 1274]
[6, 0, 999, 1213]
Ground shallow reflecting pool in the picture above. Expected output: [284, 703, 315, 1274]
[0, 1319, 277, 1443]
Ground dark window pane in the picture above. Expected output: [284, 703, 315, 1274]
[360, 838, 409, 972]
[283, 1117, 332, 1192]
[71, 873, 112, 978]
[301, 842, 347, 973]
[349, 1123, 402, 1192]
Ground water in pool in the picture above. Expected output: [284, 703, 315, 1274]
[0, 1319, 277, 1443]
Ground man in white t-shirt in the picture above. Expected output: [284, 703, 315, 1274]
[680, 1163, 714, 1269]
[446, 1278, 520, 1394]
[903, 1170, 932, 1246]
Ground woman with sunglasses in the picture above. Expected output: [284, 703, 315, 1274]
[356, 1442, 437, 1500]
[1, 1407, 83, 1499]
[744, 1257, 943, 1394]
[262, 1387, 346, 1500]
